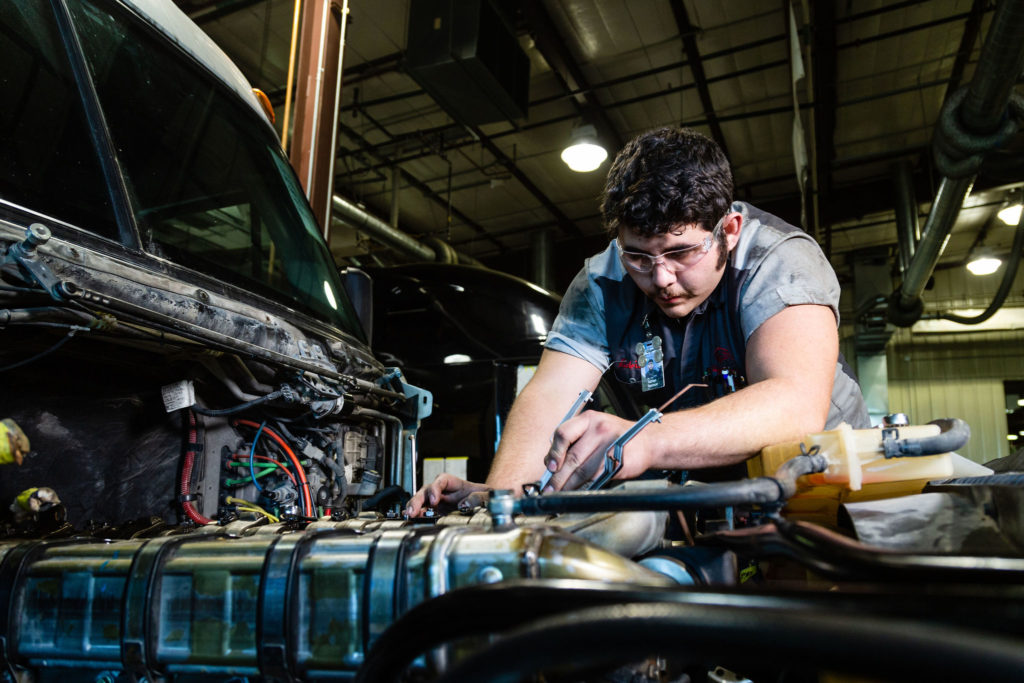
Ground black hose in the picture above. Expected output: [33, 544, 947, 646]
[706, 519, 1024, 584]
[433, 601, 1024, 683]
[357, 577, 1024, 683]
[882, 418, 970, 458]
[362, 484, 408, 510]
[941, 201, 1024, 325]
[191, 390, 284, 417]
[931, 473, 1024, 487]
[354, 581, 682, 683]
[514, 453, 826, 516]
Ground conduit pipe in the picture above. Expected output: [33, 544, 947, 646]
[889, 0, 1024, 326]
[893, 160, 921, 276]
[331, 194, 482, 266]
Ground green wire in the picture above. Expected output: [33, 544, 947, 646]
[225, 466, 277, 487]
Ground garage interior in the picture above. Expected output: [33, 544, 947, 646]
[174, 0, 1024, 464]
[2, 1, 1024, 681]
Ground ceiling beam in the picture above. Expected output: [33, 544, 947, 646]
[669, 1, 729, 158]
[523, 0, 624, 151]
[469, 124, 584, 238]
[336, 122, 506, 252]
[343, 57, 789, 172]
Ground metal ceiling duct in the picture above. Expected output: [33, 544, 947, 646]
[889, 0, 1024, 326]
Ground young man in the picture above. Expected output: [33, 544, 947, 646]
[406, 127, 868, 515]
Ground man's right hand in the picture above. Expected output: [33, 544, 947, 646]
[404, 473, 492, 517]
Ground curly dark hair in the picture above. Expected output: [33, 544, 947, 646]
[601, 127, 733, 239]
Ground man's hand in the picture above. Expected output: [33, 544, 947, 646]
[405, 473, 492, 517]
[542, 411, 655, 491]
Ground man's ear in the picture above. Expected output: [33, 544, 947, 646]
[722, 211, 743, 250]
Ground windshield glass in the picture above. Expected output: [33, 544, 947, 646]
[66, 0, 363, 340]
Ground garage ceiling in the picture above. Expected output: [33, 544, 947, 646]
[174, 0, 1022, 295]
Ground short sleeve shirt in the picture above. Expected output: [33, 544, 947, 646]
[546, 201, 870, 432]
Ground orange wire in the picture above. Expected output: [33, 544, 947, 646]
[234, 419, 313, 517]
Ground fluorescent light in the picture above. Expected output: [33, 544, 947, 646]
[1009, 434, 1020, 441]
[966, 256, 1001, 276]
[998, 203, 1022, 226]
[1018, 398, 1024, 406]
[561, 124, 608, 172]
[444, 354, 471, 364]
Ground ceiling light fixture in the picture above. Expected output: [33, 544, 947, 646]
[966, 251, 1002, 276]
[561, 123, 607, 173]
[998, 202, 1022, 226]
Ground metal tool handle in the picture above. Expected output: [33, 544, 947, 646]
[588, 408, 662, 490]
[536, 389, 593, 491]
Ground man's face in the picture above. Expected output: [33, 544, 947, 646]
[617, 217, 736, 319]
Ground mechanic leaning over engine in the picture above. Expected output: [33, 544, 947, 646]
[406, 126, 870, 516]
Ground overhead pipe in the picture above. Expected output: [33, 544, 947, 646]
[889, 0, 1024, 326]
[531, 228, 554, 291]
[893, 160, 921, 276]
[331, 194, 482, 266]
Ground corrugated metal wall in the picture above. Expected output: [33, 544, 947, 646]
[880, 264, 1024, 465]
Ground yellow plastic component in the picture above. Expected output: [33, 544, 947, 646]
[14, 487, 39, 511]
[750, 422, 955, 527]
[0, 418, 30, 466]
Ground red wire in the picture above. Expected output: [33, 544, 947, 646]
[182, 410, 212, 525]
[234, 419, 313, 517]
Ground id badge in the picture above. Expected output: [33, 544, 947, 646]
[635, 337, 665, 392]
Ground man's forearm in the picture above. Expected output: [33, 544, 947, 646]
[486, 350, 605, 489]
[485, 382, 562, 488]
[643, 373, 830, 471]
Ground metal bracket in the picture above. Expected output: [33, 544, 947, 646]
[1, 224, 64, 301]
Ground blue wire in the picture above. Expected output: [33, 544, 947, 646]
[249, 421, 267, 492]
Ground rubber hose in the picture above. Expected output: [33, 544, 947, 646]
[707, 519, 1024, 584]
[362, 484, 408, 510]
[357, 577, 1024, 683]
[515, 454, 826, 516]
[434, 602, 1024, 683]
[882, 418, 970, 458]
[941, 200, 1024, 325]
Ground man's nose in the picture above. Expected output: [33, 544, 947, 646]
[650, 260, 676, 287]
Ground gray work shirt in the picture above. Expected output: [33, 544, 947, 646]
[546, 201, 870, 442]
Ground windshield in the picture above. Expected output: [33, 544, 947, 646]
[65, 0, 364, 340]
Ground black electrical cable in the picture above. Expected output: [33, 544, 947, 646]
[0, 327, 84, 372]
[940, 201, 1024, 325]
[191, 390, 284, 417]
[0, 283, 43, 293]
[434, 601, 1024, 683]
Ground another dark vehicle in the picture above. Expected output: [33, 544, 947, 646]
[367, 263, 637, 482]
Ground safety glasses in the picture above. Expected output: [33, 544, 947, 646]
[617, 216, 725, 274]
